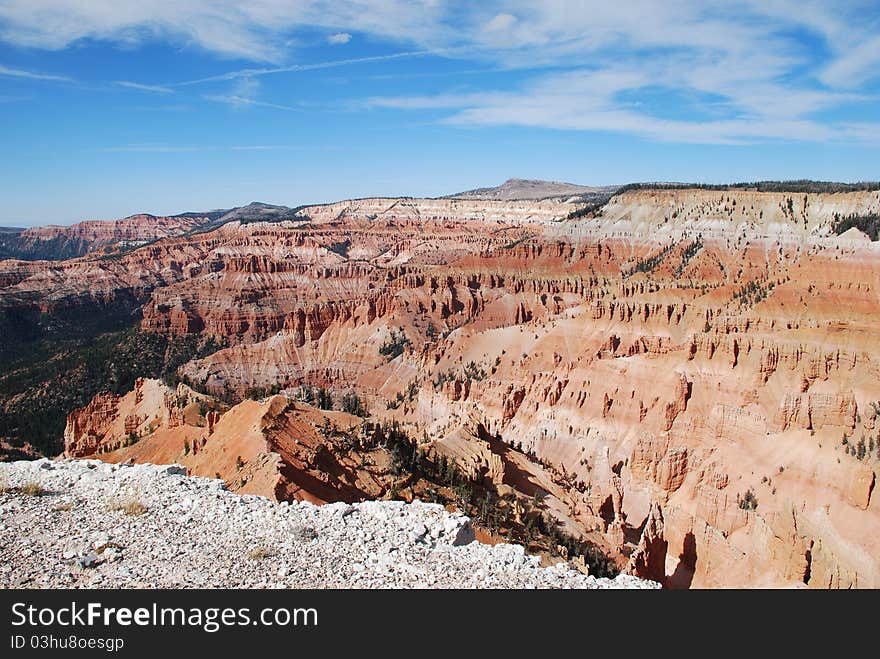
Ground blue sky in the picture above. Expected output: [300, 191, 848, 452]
[0, 1, 878, 226]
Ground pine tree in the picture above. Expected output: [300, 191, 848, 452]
[316, 387, 332, 409]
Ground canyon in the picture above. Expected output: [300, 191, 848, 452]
[2, 182, 879, 588]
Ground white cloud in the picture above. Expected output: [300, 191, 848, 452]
[114, 80, 174, 93]
[0, 2, 878, 143]
[480, 12, 520, 48]
[837, 122, 880, 142]
[203, 75, 300, 111]
[0, 63, 71, 81]
[232, 77, 260, 102]
[0, 1, 876, 87]
[0, 1, 453, 62]
[363, 2, 880, 144]
[821, 34, 880, 88]
[370, 63, 877, 144]
[485, 13, 517, 32]
[327, 32, 351, 45]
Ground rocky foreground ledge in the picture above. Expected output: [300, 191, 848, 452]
[0, 459, 656, 589]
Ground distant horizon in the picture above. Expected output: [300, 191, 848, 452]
[1, 3, 878, 227]
[3, 175, 880, 228]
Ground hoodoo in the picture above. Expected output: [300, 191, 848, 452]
[3, 185, 880, 588]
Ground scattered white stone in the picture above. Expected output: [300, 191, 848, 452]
[0, 459, 659, 590]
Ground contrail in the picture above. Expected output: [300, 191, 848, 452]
[174, 50, 431, 86]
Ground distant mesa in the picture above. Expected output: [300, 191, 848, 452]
[445, 178, 619, 201]
[212, 201, 301, 225]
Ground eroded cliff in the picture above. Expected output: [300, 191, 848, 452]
[5, 187, 879, 587]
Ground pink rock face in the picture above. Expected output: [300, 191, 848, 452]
[663, 373, 691, 431]
[10, 189, 880, 587]
[847, 467, 876, 510]
[63, 392, 121, 457]
[63, 383, 383, 505]
[11, 214, 209, 260]
[63, 378, 191, 457]
[630, 436, 689, 494]
[627, 501, 667, 583]
[776, 392, 858, 432]
[21, 214, 197, 244]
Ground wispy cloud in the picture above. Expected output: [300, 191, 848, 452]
[368, 61, 877, 145]
[202, 76, 300, 112]
[203, 94, 302, 112]
[362, 3, 880, 145]
[1, 2, 879, 145]
[820, 34, 880, 88]
[114, 80, 174, 94]
[0, 63, 71, 82]
[327, 32, 351, 45]
[0, 1, 453, 62]
[177, 50, 429, 86]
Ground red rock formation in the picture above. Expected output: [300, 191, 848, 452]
[847, 466, 876, 510]
[63, 393, 121, 457]
[3, 214, 210, 261]
[64, 383, 385, 504]
[627, 501, 667, 583]
[502, 386, 526, 424]
[775, 392, 858, 431]
[630, 435, 690, 495]
[663, 373, 691, 431]
[9, 187, 880, 587]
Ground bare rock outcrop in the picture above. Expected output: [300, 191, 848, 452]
[0, 459, 657, 589]
[663, 373, 691, 431]
[627, 502, 667, 583]
[7, 186, 880, 588]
